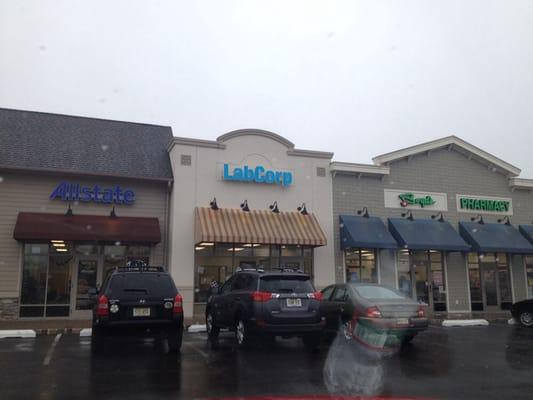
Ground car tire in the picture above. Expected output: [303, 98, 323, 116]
[91, 326, 105, 353]
[302, 333, 321, 350]
[167, 326, 183, 353]
[206, 311, 220, 340]
[235, 318, 251, 347]
[519, 311, 533, 327]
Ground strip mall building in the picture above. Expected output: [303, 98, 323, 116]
[2, 108, 533, 322]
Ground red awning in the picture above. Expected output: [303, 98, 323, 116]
[13, 212, 161, 244]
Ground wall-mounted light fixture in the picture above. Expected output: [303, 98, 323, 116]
[269, 201, 280, 213]
[471, 215, 484, 224]
[497, 216, 511, 225]
[401, 211, 414, 221]
[356, 207, 369, 218]
[297, 203, 308, 215]
[65, 203, 73, 217]
[431, 212, 445, 222]
[240, 200, 250, 212]
[210, 197, 219, 210]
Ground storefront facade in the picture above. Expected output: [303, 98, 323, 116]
[168, 130, 335, 319]
[0, 109, 173, 320]
[332, 136, 533, 316]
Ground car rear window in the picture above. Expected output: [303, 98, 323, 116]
[354, 285, 406, 300]
[108, 273, 176, 297]
[259, 275, 314, 293]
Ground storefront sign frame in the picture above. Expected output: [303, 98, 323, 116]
[456, 194, 513, 216]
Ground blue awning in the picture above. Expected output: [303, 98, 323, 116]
[340, 215, 397, 249]
[459, 222, 533, 254]
[388, 218, 471, 251]
[519, 225, 533, 246]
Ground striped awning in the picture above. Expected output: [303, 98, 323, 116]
[195, 207, 327, 246]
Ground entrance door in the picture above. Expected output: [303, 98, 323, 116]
[409, 251, 447, 312]
[71, 257, 99, 318]
[481, 263, 500, 312]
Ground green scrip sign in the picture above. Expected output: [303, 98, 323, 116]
[398, 192, 436, 208]
[459, 197, 510, 212]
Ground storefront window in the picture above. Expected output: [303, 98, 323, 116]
[526, 256, 533, 299]
[20, 243, 73, 317]
[193, 242, 315, 302]
[345, 248, 377, 283]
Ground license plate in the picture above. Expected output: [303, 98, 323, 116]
[286, 298, 302, 307]
[397, 318, 409, 326]
[133, 307, 150, 317]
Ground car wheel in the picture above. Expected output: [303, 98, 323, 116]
[519, 311, 533, 327]
[167, 327, 183, 353]
[206, 311, 220, 340]
[235, 318, 251, 347]
[302, 333, 321, 350]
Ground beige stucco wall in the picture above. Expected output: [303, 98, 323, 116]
[168, 132, 336, 318]
[0, 170, 170, 301]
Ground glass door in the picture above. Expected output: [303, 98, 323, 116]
[406, 250, 447, 312]
[71, 257, 99, 318]
[481, 263, 499, 311]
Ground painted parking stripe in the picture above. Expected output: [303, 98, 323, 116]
[43, 333, 62, 366]
[183, 342, 209, 359]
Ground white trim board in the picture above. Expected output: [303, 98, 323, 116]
[372, 136, 521, 177]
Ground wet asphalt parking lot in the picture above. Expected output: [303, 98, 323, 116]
[1, 324, 532, 400]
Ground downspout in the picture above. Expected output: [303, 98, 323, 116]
[165, 179, 173, 269]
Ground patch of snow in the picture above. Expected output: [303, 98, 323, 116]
[80, 328, 92, 337]
[442, 319, 489, 327]
[0, 330, 36, 339]
[188, 324, 207, 333]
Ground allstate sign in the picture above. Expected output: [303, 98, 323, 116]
[223, 164, 293, 187]
[50, 182, 135, 204]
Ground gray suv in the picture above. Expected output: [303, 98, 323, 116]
[205, 269, 325, 349]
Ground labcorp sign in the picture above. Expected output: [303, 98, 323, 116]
[222, 163, 293, 187]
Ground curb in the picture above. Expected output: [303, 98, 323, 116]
[0, 329, 37, 339]
[442, 319, 489, 327]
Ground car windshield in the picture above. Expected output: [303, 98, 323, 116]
[354, 285, 406, 300]
[259, 276, 314, 293]
[108, 273, 176, 297]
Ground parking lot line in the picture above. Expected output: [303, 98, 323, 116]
[43, 333, 62, 366]
[183, 341, 209, 359]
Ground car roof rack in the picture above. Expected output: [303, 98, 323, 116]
[235, 266, 265, 273]
[271, 267, 305, 274]
[114, 265, 166, 273]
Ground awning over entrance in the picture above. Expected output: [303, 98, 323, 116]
[13, 212, 161, 243]
[459, 222, 533, 254]
[388, 218, 471, 251]
[519, 225, 533, 246]
[194, 207, 327, 246]
[339, 215, 397, 249]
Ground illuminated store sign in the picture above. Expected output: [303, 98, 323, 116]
[456, 194, 512, 215]
[223, 164, 293, 187]
[50, 182, 135, 204]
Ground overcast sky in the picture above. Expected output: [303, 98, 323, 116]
[1, 1, 532, 175]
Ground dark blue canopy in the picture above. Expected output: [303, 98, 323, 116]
[339, 215, 397, 249]
[388, 218, 471, 251]
[459, 222, 533, 254]
[519, 225, 533, 246]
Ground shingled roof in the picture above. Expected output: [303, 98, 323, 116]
[0, 108, 173, 181]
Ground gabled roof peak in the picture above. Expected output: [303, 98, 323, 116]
[372, 135, 521, 177]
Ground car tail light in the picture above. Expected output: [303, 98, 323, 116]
[417, 306, 425, 318]
[173, 294, 183, 315]
[307, 292, 323, 300]
[365, 306, 382, 318]
[96, 295, 109, 317]
[251, 291, 272, 302]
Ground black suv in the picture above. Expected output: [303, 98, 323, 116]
[91, 264, 184, 353]
[205, 269, 325, 348]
